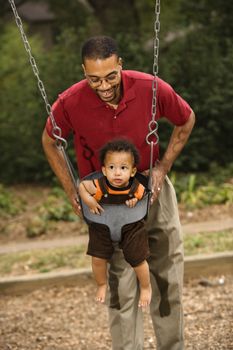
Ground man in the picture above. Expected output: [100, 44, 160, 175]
[42, 36, 195, 350]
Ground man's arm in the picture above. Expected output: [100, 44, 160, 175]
[151, 110, 195, 203]
[42, 128, 81, 216]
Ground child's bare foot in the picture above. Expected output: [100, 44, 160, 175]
[95, 284, 107, 304]
[138, 284, 152, 309]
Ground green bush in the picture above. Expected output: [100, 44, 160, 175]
[0, 25, 50, 183]
[26, 215, 48, 238]
[38, 187, 78, 222]
[25, 186, 79, 238]
[0, 25, 81, 184]
[0, 184, 24, 217]
[171, 165, 233, 209]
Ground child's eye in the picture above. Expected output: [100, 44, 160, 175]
[109, 165, 114, 169]
[121, 166, 127, 170]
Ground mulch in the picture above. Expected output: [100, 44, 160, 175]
[0, 274, 232, 350]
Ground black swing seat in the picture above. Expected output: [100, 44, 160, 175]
[80, 171, 151, 242]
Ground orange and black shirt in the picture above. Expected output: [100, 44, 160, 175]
[92, 176, 145, 205]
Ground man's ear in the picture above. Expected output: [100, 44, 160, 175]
[118, 57, 123, 68]
[82, 63, 86, 75]
[102, 166, 106, 176]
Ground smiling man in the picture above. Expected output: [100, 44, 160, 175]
[42, 36, 195, 350]
[83, 55, 122, 105]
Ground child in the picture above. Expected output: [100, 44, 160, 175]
[78, 139, 151, 308]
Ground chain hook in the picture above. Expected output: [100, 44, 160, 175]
[52, 125, 68, 149]
[146, 0, 160, 147]
[146, 120, 159, 145]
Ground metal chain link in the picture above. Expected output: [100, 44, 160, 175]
[146, 0, 160, 146]
[8, 0, 67, 149]
[146, 0, 160, 192]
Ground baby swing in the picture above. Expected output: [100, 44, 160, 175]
[8, 0, 161, 242]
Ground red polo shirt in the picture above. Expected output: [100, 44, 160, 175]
[46, 70, 192, 178]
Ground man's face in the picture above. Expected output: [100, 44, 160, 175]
[82, 55, 122, 105]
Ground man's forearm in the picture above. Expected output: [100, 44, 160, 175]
[159, 110, 195, 173]
[42, 129, 78, 202]
[149, 110, 195, 203]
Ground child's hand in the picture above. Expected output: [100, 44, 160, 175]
[79, 181, 103, 215]
[125, 197, 138, 208]
[90, 202, 104, 215]
[86, 196, 104, 215]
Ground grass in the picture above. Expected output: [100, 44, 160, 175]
[184, 229, 233, 256]
[0, 230, 232, 277]
[0, 245, 90, 276]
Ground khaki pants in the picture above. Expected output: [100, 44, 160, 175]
[107, 176, 184, 350]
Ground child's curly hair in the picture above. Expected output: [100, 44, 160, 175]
[99, 138, 140, 166]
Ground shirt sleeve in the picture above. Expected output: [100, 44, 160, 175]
[45, 97, 72, 140]
[157, 78, 192, 126]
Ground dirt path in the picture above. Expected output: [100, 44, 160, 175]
[0, 275, 232, 350]
[0, 235, 89, 254]
[1, 217, 233, 255]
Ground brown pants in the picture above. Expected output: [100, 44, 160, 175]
[87, 220, 150, 267]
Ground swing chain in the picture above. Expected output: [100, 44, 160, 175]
[8, 0, 67, 149]
[146, 0, 160, 192]
[146, 0, 160, 146]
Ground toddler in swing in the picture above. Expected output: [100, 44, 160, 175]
[79, 138, 151, 308]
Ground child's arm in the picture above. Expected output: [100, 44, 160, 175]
[79, 180, 104, 215]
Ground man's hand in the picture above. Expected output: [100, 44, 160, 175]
[145, 110, 195, 204]
[70, 195, 82, 217]
[143, 164, 166, 204]
[150, 164, 166, 204]
[42, 129, 83, 217]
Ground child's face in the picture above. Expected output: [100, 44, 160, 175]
[102, 151, 137, 188]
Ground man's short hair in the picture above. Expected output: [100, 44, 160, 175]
[81, 36, 119, 63]
[99, 139, 140, 166]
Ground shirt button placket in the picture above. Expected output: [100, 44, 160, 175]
[112, 111, 118, 135]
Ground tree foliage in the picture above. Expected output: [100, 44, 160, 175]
[0, 24, 85, 183]
[0, 25, 48, 183]
[159, 0, 233, 170]
[0, 0, 232, 183]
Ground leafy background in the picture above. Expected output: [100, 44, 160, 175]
[0, 0, 233, 183]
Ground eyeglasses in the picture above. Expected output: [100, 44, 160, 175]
[86, 70, 120, 88]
